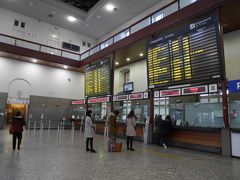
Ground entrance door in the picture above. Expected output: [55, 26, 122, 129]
[5, 104, 27, 124]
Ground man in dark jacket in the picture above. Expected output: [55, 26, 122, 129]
[11, 111, 26, 150]
[159, 115, 171, 149]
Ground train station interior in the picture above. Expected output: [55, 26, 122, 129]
[0, 0, 240, 179]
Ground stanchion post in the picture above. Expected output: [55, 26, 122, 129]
[33, 121, 36, 134]
[28, 119, 30, 133]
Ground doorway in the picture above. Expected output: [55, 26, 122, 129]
[5, 104, 28, 124]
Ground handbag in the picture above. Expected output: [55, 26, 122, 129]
[9, 125, 14, 134]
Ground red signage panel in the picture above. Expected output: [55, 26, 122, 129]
[160, 89, 181, 97]
[129, 93, 144, 100]
[182, 85, 208, 95]
[72, 99, 85, 105]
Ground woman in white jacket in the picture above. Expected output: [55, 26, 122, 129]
[85, 110, 97, 153]
[126, 110, 137, 151]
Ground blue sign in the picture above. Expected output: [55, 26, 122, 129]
[228, 80, 240, 93]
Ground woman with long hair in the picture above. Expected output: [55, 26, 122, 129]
[126, 110, 137, 151]
[84, 110, 97, 153]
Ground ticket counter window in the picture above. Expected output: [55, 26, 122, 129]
[113, 99, 149, 124]
[229, 93, 240, 128]
[154, 93, 224, 128]
[88, 102, 110, 121]
[68, 105, 86, 120]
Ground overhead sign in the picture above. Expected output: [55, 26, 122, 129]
[113, 95, 128, 101]
[228, 80, 240, 93]
[160, 89, 181, 97]
[7, 98, 29, 105]
[147, 11, 223, 89]
[182, 85, 208, 95]
[129, 93, 144, 100]
[72, 99, 85, 105]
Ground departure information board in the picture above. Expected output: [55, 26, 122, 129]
[147, 11, 224, 89]
[85, 59, 110, 97]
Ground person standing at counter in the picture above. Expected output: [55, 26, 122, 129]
[126, 110, 137, 151]
[85, 110, 97, 153]
[108, 110, 119, 152]
[155, 114, 163, 146]
[160, 115, 172, 149]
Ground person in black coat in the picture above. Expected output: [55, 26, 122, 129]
[159, 115, 172, 149]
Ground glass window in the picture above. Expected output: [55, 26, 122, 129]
[229, 93, 240, 128]
[131, 17, 151, 34]
[114, 29, 130, 43]
[152, 11, 164, 23]
[124, 71, 130, 83]
[180, 0, 197, 9]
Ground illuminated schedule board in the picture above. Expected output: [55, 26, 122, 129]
[147, 11, 224, 89]
[85, 59, 110, 97]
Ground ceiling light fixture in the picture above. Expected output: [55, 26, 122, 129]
[126, 58, 130, 61]
[115, 62, 119, 65]
[63, 65, 68, 69]
[105, 4, 115, 11]
[139, 53, 144, 57]
[32, 59, 37, 63]
[67, 16, 77, 22]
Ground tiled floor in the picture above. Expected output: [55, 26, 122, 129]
[0, 128, 239, 180]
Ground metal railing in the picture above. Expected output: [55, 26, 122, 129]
[0, 0, 197, 62]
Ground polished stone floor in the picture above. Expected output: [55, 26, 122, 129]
[0, 128, 239, 180]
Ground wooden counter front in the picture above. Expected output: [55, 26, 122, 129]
[95, 121, 144, 140]
[169, 126, 222, 153]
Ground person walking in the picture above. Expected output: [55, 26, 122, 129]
[85, 110, 97, 153]
[126, 110, 137, 151]
[11, 111, 25, 150]
[108, 110, 119, 152]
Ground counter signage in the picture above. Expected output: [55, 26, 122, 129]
[72, 100, 85, 105]
[88, 98, 98, 104]
[147, 11, 223, 89]
[182, 85, 208, 95]
[160, 89, 181, 97]
[97, 97, 107, 103]
[116, 95, 128, 101]
[129, 93, 144, 100]
[7, 98, 29, 105]
[228, 80, 240, 93]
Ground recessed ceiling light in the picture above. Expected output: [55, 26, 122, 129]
[139, 53, 144, 57]
[51, 52, 55, 55]
[115, 62, 119, 65]
[32, 59, 37, 63]
[105, 4, 115, 11]
[67, 16, 77, 22]
[63, 65, 68, 69]
[126, 58, 130, 61]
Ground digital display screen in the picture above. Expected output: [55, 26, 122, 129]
[123, 82, 134, 92]
[85, 59, 110, 97]
[147, 11, 224, 89]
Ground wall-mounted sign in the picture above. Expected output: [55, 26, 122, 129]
[113, 95, 128, 101]
[228, 80, 240, 93]
[182, 85, 208, 95]
[72, 99, 85, 105]
[160, 89, 181, 97]
[97, 97, 107, 103]
[88, 98, 98, 104]
[129, 93, 144, 100]
[7, 97, 29, 105]
[154, 91, 160, 98]
[209, 84, 218, 93]
[147, 11, 223, 89]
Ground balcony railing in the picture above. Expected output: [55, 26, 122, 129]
[0, 0, 197, 62]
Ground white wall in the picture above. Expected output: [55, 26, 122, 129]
[114, 60, 147, 94]
[0, 8, 96, 54]
[0, 57, 85, 99]
[98, 0, 171, 43]
[224, 29, 240, 80]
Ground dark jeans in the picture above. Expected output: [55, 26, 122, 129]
[126, 136, 134, 149]
[13, 132, 22, 150]
[86, 138, 94, 150]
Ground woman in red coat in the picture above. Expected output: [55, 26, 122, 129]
[11, 111, 26, 150]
